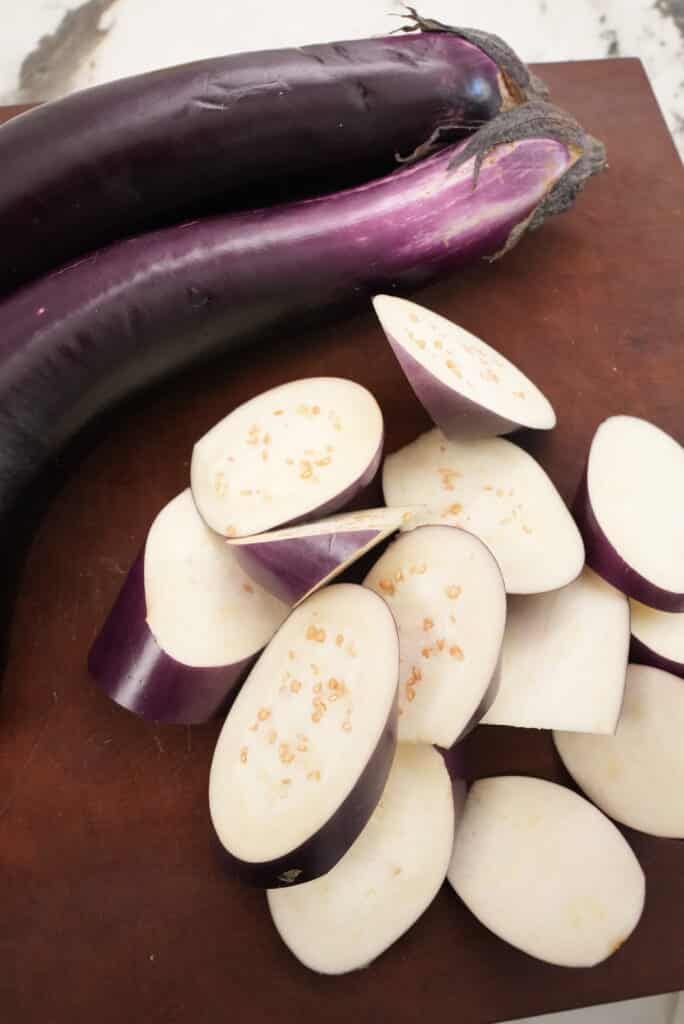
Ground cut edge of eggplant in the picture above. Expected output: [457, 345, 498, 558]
[209, 583, 399, 887]
[372, 294, 556, 440]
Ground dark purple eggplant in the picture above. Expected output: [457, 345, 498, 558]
[0, 11, 542, 295]
[0, 103, 604, 538]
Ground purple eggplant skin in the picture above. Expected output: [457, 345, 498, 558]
[233, 530, 379, 605]
[573, 468, 684, 612]
[0, 13, 541, 296]
[219, 690, 398, 888]
[385, 334, 523, 439]
[88, 553, 254, 724]
[629, 634, 684, 679]
[0, 102, 605, 537]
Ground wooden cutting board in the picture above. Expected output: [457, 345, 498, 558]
[1, 58, 683, 1024]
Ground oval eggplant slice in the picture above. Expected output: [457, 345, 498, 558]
[229, 506, 417, 605]
[574, 415, 684, 611]
[364, 526, 505, 747]
[383, 428, 584, 594]
[267, 743, 455, 975]
[191, 378, 383, 538]
[209, 583, 398, 887]
[630, 600, 684, 678]
[555, 664, 684, 838]
[482, 567, 629, 734]
[372, 294, 555, 439]
[88, 490, 289, 724]
[447, 776, 645, 967]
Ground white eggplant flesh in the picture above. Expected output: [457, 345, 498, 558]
[364, 525, 506, 747]
[268, 743, 455, 974]
[372, 294, 555, 439]
[383, 427, 584, 594]
[209, 583, 399, 887]
[447, 776, 645, 967]
[192, 377, 383, 537]
[555, 664, 684, 839]
[483, 567, 629, 734]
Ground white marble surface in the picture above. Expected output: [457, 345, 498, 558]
[505, 993, 681, 1024]
[0, 0, 683, 156]
[0, 4, 682, 1024]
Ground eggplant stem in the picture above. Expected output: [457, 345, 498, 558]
[395, 6, 548, 103]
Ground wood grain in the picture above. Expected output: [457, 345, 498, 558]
[1, 59, 683, 1024]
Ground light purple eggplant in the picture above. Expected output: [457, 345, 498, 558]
[573, 416, 684, 612]
[372, 294, 556, 439]
[89, 490, 289, 724]
[0, 11, 543, 295]
[230, 507, 416, 604]
[209, 583, 399, 887]
[0, 103, 604, 541]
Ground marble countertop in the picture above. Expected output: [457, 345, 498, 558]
[0, 0, 683, 157]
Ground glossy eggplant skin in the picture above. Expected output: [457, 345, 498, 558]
[232, 530, 379, 605]
[88, 553, 256, 725]
[0, 104, 602, 531]
[0, 26, 528, 296]
[222, 701, 398, 888]
[574, 467, 684, 612]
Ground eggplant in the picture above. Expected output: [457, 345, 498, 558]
[573, 415, 684, 611]
[555, 664, 684, 839]
[209, 583, 399, 887]
[0, 11, 542, 294]
[372, 294, 556, 439]
[230, 507, 415, 605]
[629, 600, 684, 678]
[88, 490, 289, 724]
[190, 378, 383, 537]
[0, 103, 604, 542]
[382, 427, 585, 594]
[267, 744, 455, 974]
[447, 776, 645, 967]
[363, 525, 506, 747]
[482, 567, 629, 734]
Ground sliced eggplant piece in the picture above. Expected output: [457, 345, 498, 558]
[555, 664, 684, 838]
[574, 415, 684, 611]
[229, 506, 417, 606]
[383, 428, 584, 594]
[209, 583, 398, 887]
[447, 776, 645, 967]
[88, 490, 289, 724]
[630, 600, 684, 678]
[267, 743, 455, 975]
[364, 526, 505, 747]
[482, 567, 629, 733]
[191, 378, 383, 538]
[372, 294, 555, 439]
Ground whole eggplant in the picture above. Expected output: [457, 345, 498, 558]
[0, 10, 543, 295]
[0, 103, 604, 537]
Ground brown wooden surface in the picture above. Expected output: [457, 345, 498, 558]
[1, 59, 683, 1024]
